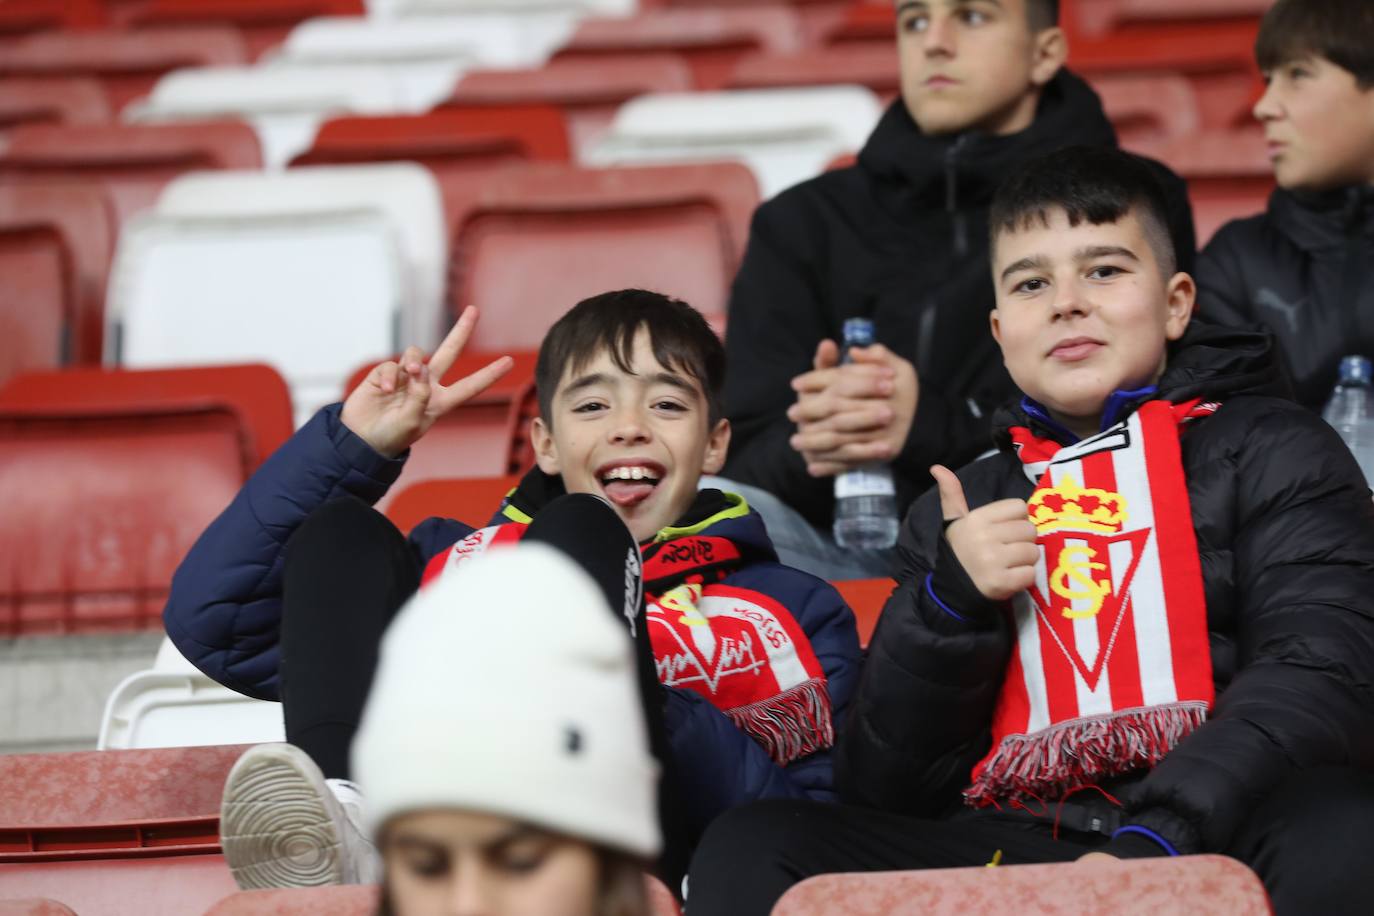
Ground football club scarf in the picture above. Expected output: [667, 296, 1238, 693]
[964, 399, 1217, 807]
[421, 523, 832, 768]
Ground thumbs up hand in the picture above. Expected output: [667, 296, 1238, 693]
[931, 465, 1039, 602]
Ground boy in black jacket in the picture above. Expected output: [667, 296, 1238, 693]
[716, 0, 1195, 579]
[686, 148, 1374, 916]
[1197, 0, 1374, 410]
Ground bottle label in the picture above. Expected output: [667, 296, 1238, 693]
[835, 469, 896, 499]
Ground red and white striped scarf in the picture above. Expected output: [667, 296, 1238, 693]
[965, 399, 1217, 807]
[421, 526, 832, 767]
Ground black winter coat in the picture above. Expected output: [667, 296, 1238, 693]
[721, 70, 1197, 528]
[1198, 186, 1374, 410]
[836, 322, 1374, 856]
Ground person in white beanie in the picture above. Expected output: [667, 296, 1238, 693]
[226, 542, 661, 916]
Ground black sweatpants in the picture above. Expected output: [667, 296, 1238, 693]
[277, 495, 694, 886]
[684, 767, 1374, 916]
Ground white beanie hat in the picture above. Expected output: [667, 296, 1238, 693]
[351, 543, 661, 859]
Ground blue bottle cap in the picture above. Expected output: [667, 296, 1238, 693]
[1340, 356, 1372, 385]
[842, 318, 875, 347]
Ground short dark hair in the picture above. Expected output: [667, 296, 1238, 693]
[535, 289, 725, 427]
[1256, 0, 1374, 90]
[989, 146, 1177, 277]
[1027, 0, 1059, 31]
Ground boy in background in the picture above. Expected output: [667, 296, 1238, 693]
[1197, 0, 1374, 409]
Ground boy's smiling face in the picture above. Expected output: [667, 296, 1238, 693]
[530, 328, 730, 543]
[991, 207, 1194, 439]
[1255, 55, 1374, 191]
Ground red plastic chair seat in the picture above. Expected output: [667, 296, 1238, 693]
[0, 0, 104, 38]
[1090, 73, 1202, 147]
[0, 78, 110, 138]
[728, 45, 900, 102]
[385, 475, 521, 534]
[553, 8, 803, 90]
[443, 163, 757, 354]
[773, 856, 1271, 915]
[115, 0, 366, 61]
[446, 57, 693, 155]
[0, 28, 247, 112]
[0, 121, 263, 226]
[0, 855, 239, 916]
[0, 900, 77, 916]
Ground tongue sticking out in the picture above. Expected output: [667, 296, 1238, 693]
[603, 480, 656, 508]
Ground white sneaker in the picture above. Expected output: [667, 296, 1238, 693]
[220, 742, 381, 889]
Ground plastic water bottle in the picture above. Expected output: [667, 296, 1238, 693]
[832, 318, 900, 550]
[1323, 356, 1374, 484]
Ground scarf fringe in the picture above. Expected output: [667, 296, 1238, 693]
[965, 702, 1208, 807]
[725, 677, 833, 768]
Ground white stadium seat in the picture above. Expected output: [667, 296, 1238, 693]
[272, 17, 488, 110]
[125, 65, 403, 168]
[155, 164, 447, 354]
[585, 85, 883, 198]
[98, 637, 285, 750]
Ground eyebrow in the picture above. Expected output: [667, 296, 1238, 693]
[560, 370, 699, 400]
[999, 245, 1141, 281]
[896, 0, 1001, 12]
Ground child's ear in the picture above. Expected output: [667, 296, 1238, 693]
[702, 418, 731, 476]
[989, 308, 1004, 346]
[1029, 26, 1068, 88]
[530, 417, 561, 476]
[1164, 272, 1196, 341]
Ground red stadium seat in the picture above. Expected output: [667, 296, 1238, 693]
[773, 856, 1270, 915]
[1090, 72, 1201, 147]
[0, 856, 238, 916]
[0, 364, 292, 635]
[385, 475, 521, 534]
[831, 578, 894, 649]
[553, 8, 804, 91]
[205, 886, 379, 915]
[0, 184, 115, 379]
[0, 121, 263, 226]
[0, 744, 248, 861]
[445, 57, 693, 156]
[291, 108, 571, 219]
[0, 0, 105, 38]
[1134, 127, 1273, 244]
[728, 44, 900, 102]
[114, 0, 367, 62]
[822, 2, 894, 46]
[443, 162, 758, 354]
[648, 0, 850, 46]
[1071, 0, 1270, 39]
[0, 78, 110, 139]
[0, 28, 247, 113]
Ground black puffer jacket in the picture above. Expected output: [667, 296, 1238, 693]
[1197, 186, 1374, 410]
[836, 322, 1374, 856]
[721, 70, 1196, 528]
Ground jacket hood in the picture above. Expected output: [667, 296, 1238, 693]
[495, 467, 779, 563]
[994, 321, 1289, 445]
[1268, 185, 1374, 255]
[857, 69, 1117, 206]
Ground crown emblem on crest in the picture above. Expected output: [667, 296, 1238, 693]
[1028, 474, 1128, 534]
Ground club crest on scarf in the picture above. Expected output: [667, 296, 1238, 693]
[965, 400, 1217, 808]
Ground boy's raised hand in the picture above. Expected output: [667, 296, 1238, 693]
[341, 306, 514, 459]
[931, 465, 1039, 602]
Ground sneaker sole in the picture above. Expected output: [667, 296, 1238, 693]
[220, 744, 346, 890]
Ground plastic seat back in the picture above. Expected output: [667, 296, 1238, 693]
[1091, 73, 1201, 147]
[444, 162, 758, 352]
[116, 0, 367, 61]
[554, 7, 804, 90]
[0, 78, 110, 139]
[586, 85, 883, 199]
[0, 0, 105, 38]
[447, 57, 693, 155]
[0, 901, 77, 916]
[0, 28, 247, 113]
[1134, 127, 1273, 244]
[127, 65, 402, 168]
[773, 856, 1271, 915]
[0, 365, 287, 635]
[0, 121, 264, 227]
[155, 164, 447, 362]
[0, 184, 115, 370]
[206, 886, 380, 915]
[831, 578, 894, 649]
[275, 16, 486, 110]
[0, 856, 239, 916]
[728, 44, 900, 102]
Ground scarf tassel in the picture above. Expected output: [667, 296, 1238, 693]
[725, 677, 834, 768]
[965, 702, 1208, 807]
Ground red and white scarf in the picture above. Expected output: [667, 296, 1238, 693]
[965, 399, 1217, 807]
[422, 527, 832, 767]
